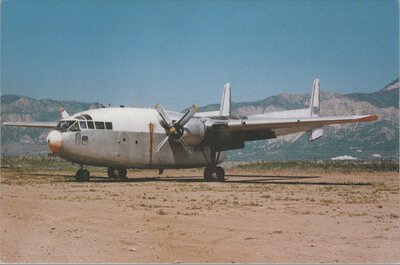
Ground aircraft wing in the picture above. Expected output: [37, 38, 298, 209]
[216, 115, 378, 132]
[204, 114, 378, 150]
[2, 121, 58, 129]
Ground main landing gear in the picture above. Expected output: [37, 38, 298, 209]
[203, 166, 225, 182]
[107, 167, 128, 179]
[202, 148, 225, 182]
[75, 166, 90, 181]
[75, 166, 128, 181]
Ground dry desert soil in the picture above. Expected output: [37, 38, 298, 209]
[0, 167, 399, 263]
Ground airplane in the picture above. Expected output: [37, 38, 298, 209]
[2, 79, 378, 182]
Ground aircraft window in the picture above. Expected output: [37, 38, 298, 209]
[55, 121, 64, 131]
[87, 121, 94, 129]
[69, 121, 80, 132]
[75, 133, 81, 144]
[57, 121, 75, 132]
[95, 122, 105, 130]
[105, 122, 113, 130]
[83, 114, 92, 120]
[82, 136, 88, 145]
[79, 121, 87, 129]
[76, 116, 85, 120]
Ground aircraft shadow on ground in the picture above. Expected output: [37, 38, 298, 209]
[85, 174, 371, 186]
[22, 172, 372, 186]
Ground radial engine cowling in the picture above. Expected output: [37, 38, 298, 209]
[181, 118, 205, 146]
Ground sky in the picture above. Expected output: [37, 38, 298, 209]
[1, 0, 398, 110]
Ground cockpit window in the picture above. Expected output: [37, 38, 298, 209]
[69, 121, 80, 132]
[79, 121, 87, 129]
[87, 121, 95, 129]
[55, 120, 80, 132]
[83, 114, 92, 120]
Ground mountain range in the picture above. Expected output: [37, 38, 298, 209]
[1, 79, 398, 161]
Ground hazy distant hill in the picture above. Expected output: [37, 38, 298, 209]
[1, 79, 398, 161]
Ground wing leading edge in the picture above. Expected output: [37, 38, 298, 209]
[2, 121, 58, 129]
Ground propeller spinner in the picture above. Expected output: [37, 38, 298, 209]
[154, 104, 198, 156]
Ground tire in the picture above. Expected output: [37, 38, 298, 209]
[75, 169, 84, 181]
[76, 168, 90, 181]
[215, 166, 225, 182]
[81, 169, 90, 181]
[107, 167, 116, 178]
[117, 168, 127, 179]
[203, 167, 214, 182]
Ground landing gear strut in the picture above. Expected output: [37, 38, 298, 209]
[203, 148, 225, 182]
[75, 166, 90, 181]
[107, 167, 128, 179]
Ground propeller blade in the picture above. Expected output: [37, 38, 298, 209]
[155, 103, 173, 128]
[178, 138, 193, 157]
[177, 104, 198, 126]
[155, 136, 170, 153]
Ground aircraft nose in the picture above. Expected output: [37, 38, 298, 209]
[46, 130, 62, 153]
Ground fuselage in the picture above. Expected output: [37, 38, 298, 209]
[47, 107, 225, 169]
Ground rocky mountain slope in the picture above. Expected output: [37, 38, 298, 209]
[1, 79, 398, 160]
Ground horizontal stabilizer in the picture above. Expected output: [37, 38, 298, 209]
[308, 127, 323, 141]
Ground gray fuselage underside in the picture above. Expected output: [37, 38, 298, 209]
[59, 130, 224, 169]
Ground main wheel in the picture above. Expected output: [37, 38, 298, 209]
[215, 166, 225, 182]
[107, 167, 116, 178]
[203, 167, 214, 182]
[117, 168, 127, 179]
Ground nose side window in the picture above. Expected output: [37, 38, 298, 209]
[82, 136, 88, 145]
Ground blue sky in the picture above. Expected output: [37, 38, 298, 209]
[2, 0, 398, 110]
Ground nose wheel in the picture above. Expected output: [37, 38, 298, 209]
[75, 168, 90, 181]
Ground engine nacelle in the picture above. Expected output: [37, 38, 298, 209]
[182, 119, 205, 146]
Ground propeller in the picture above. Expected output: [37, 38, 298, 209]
[154, 104, 198, 156]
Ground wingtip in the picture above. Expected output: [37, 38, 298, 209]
[360, 115, 379, 122]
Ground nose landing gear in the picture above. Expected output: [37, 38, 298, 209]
[75, 167, 90, 181]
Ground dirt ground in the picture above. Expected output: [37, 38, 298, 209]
[0, 167, 398, 263]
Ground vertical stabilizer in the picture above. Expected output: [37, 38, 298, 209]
[220, 83, 231, 116]
[308, 79, 323, 141]
[60, 107, 69, 119]
[310, 79, 320, 117]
